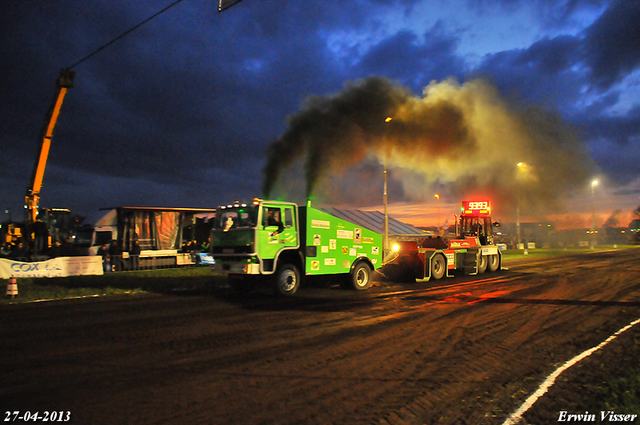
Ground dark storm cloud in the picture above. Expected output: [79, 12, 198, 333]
[471, 0, 640, 189]
[573, 106, 640, 184]
[578, 107, 640, 146]
[1, 0, 394, 215]
[465, 0, 609, 24]
[583, 0, 640, 89]
[474, 0, 640, 95]
[1, 0, 639, 218]
[3, 5, 327, 185]
[475, 35, 585, 108]
[516, 36, 581, 76]
[1, 1, 264, 212]
[355, 23, 467, 90]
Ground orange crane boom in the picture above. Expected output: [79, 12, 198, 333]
[25, 68, 75, 223]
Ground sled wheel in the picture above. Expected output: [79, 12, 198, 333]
[488, 254, 500, 272]
[431, 254, 446, 280]
[478, 253, 487, 273]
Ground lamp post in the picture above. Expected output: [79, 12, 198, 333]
[591, 180, 598, 248]
[516, 162, 528, 254]
[516, 163, 523, 252]
[383, 117, 392, 257]
[434, 194, 440, 232]
[383, 165, 389, 255]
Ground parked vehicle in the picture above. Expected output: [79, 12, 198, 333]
[74, 206, 216, 269]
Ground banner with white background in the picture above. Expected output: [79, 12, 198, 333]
[0, 257, 103, 279]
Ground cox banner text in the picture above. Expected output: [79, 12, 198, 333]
[0, 257, 103, 279]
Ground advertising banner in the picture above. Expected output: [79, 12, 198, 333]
[0, 257, 104, 279]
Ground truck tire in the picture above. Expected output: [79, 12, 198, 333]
[478, 253, 487, 273]
[488, 254, 500, 272]
[273, 264, 300, 296]
[430, 254, 446, 280]
[350, 262, 372, 291]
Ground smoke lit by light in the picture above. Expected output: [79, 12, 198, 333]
[262, 76, 597, 216]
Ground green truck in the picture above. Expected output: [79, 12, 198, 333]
[211, 199, 384, 295]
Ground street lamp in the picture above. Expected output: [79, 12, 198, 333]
[434, 194, 440, 231]
[591, 180, 598, 248]
[383, 117, 392, 257]
[516, 162, 528, 254]
[516, 163, 523, 251]
[383, 165, 388, 255]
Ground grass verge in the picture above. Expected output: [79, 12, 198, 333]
[522, 324, 640, 423]
[1, 266, 228, 304]
[501, 244, 640, 261]
[3, 246, 638, 304]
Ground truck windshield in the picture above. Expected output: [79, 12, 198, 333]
[215, 207, 258, 231]
[460, 217, 492, 237]
[73, 228, 94, 247]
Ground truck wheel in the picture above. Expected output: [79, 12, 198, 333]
[478, 253, 487, 273]
[273, 264, 300, 296]
[350, 262, 372, 290]
[488, 254, 500, 272]
[430, 254, 446, 280]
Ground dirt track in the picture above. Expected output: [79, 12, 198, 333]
[1, 249, 640, 424]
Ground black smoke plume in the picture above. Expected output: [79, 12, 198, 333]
[262, 76, 596, 214]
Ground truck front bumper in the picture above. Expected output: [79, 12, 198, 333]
[228, 263, 260, 274]
[213, 258, 261, 275]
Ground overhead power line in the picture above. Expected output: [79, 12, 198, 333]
[219, 0, 245, 12]
[68, 0, 185, 69]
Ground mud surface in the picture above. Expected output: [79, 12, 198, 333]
[1, 249, 640, 424]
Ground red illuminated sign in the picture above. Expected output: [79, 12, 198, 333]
[462, 201, 491, 215]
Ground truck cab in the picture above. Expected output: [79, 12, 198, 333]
[458, 200, 495, 246]
[211, 199, 300, 277]
[452, 200, 501, 274]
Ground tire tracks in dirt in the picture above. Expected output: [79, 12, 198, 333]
[1, 249, 640, 424]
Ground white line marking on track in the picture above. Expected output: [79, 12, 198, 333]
[502, 316, 640, 425]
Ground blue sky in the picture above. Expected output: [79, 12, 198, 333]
[1, 0, 639, 226]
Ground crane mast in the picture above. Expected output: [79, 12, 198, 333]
[25, 68, 75, 224]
